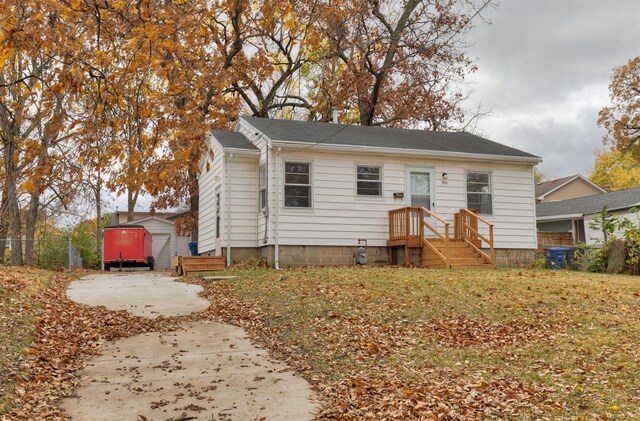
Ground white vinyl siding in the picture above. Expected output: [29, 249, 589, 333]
[273, 150, 537, 250]
[198, 133, 259, 252]
[227, 157, 259, 247]
[584, 208, 639, 245]
[198, 135, 225, 253]
[237, 123, 271, 245]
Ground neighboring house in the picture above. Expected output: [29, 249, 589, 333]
[198, 117, 542, 268]
[111, 214, 191, 270]
[535, 174, 605, 203]
[536, 187, 640, 245]
[111, 210, 183, 225]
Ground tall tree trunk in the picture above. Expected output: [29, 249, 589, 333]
[4, 142, 23, 266]
[24, 191, 40, 266]
[95, 173, 102, 268]
[7, 193, 22, 266]
[0, 183, 8, 264]
[127, 189, 138, 222]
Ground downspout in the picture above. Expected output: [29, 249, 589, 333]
[226, 153, 233, 267]
[263, 142, 270, 245]
[274, 147, 281, 269]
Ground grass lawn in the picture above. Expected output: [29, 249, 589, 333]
[199, 267, 640, 419]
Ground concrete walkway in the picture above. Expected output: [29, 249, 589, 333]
[66, 272, 210, 318]
[63, 273, 318, 420]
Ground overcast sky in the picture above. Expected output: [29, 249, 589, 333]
[465, 0, 640, 179]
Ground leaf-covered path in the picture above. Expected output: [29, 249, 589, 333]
[61, 272, 318, 421]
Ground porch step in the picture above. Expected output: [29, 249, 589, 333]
[422, 239, 493, 270]
[424, 239, 470, 248]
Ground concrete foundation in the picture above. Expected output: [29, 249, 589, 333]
[222, 247, 260, 264]
[223, 245, 536, 268]
[259, 245, 391, 267]
[494, 248, 536, 267]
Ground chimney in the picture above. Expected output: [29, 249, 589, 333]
[332, 108, 339, 123]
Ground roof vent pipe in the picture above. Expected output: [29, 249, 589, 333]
[332, 108, 339, 124]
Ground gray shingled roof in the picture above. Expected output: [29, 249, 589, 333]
[535, 175, 580, 197]
[537, 187, 640, 218]
[241, 117, 539, 159]
[209, 130, 258, 150]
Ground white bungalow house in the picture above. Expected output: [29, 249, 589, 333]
[198, 117, 542, 268]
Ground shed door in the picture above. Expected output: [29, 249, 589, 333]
[152, 234, 171, 270]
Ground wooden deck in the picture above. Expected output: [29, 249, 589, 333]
[388, 207, 495, 269]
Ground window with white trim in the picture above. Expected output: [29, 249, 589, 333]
[356, 165, 382, 196]
[284, 162, 311, 208]
[466, 171, 492, 215]
[259, 163, 267, 209]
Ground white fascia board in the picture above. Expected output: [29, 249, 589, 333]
[270, 140, 542, 164]
[125, 216, 175, 226]
[536, 213, 583, 222]
[237, 119, 274, 148]
[222, 147, 260, 156]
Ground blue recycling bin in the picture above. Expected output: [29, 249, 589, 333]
[188, 241, 199, 256]
[544, 246, 571, 269]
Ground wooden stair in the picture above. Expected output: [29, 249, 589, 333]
[175, 256, 225, 275]
[389, 207, 495, 270]
[421, 239, 494, 269]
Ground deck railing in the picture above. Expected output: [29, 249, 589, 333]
[388, 207, 450, 267]
[457, 208, 495, 265]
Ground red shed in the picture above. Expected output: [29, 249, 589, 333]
[103, 225, 154, 270]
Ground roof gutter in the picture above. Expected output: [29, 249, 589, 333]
[270, 140, 542, 164]
[226, 153, 233, 267]
[536, 213, 584, 222]
[222, 147, 260, 156]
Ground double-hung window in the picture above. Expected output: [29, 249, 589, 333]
[259, 164, 267, 210]
[284, 162, 311, 208]
[356, 165, 382, 197]
[466, 171, 492, 215]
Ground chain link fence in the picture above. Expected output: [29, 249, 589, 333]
[1, 238, 83, 271]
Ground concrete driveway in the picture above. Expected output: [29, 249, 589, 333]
[66, 271, 209, 318]
[63, 272, 318, 420]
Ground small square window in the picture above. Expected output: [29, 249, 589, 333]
[357, 165, 382, 196]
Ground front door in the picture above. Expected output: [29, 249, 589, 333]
[407, 168, 436, 231]
[407, 168, 435, 210]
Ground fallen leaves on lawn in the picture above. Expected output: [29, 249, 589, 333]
[183, 278, 563, 419]
[2, 272, 180, 420]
